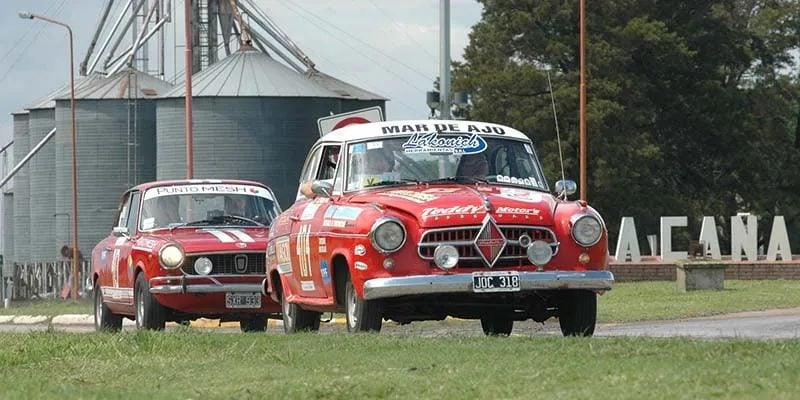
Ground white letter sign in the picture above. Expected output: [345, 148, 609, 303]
[660, 216, 688, 262]
[731, 214, 758, 261]
[698, 216, 722, 260]
[614, 217, 641, 262]
[767, 216, 791, 261]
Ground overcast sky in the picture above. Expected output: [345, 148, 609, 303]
[0, 0, 483, 151]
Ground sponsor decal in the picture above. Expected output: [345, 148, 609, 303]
[144, 184, 274, 200]
[381, 189, 439, 204]
[496, 175, 541, 187]
[350, 143, 366, 154]
[320, 261, 331, 284]
[402, 132, 487, 154]
[100, 249, 108, 263]
[301, 281, 315, 291]
[110, 249, 121, 287]
[422, 205, 485, 219]
[496, 188, 544, 203]
[354, 261, 368, 271]
[324, 206, 363, 221]
[322, 219, 347, 228]
[102, 287, 134, 301]
[381, 122, 506, 135]
[275, 238, 291, 265]
[301, 202, 322, 221]
[495, 207, 541, 216]
[354, 244, 366, 256]
[366, 141, 383, 150]
[296, 225, 312, 278]
[318, 237, 327, 253]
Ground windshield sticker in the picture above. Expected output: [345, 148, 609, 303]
[350, 143, 366, 154]
[497, 175, 541, 187]
[524, 144, 533, 154]
[141, 217, 155, 230]
[144, 184, 272, 200]
[422, 205, 485, 219]
[497, 188, 544, 203]
[496, 206, 541, 216]
[362, 172, 401, 187]
[380, 189, 439, 203]
[366, 141, 383, 150]
[402, 132, 487, 154]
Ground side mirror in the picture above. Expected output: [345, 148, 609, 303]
[112, 226, 129, 237]
[554, 180, 577, 198]
[311, 180, 334, 198]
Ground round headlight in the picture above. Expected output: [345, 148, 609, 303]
[370, 218, 406, 253]
[194, 257, 213, 275]
[159, 244, 185, 269]
[433, 245, 459, 270]
[527, 240, 553, 266]
[571, 214, 603, 246]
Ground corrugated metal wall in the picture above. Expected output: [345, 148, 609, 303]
[155, 97, 384, 208]
[2, 192, 13, 275]
[54, 99, 158, 254]
[27, 108, 56, 262]
[12, 113, 30, 264]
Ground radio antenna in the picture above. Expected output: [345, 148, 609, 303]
[546, 70, 567, 199]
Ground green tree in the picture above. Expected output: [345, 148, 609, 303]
[454, 0, 800, 251]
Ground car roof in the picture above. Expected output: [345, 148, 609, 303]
[130, 179, 269, 192]
[316, 119, 530, 146]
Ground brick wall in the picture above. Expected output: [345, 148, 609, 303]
[610, 260, 800, 282]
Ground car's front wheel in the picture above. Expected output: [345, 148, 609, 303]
[281, 288, 321, 333]
[135, 273, 166, 330]
[240, 315, 268, 332]
[345, 279, 383, 333]
[480, 314, 513, 336]
[558, 290, 597, 337]
[94, 281, 122, 332]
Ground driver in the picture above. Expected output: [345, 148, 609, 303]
[353, 145, 399, 188]
[456, 153, 489, 178]
[224, 196, 248, 217]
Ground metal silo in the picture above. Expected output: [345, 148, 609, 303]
[2, 191, 12, 275]
[54, 69, 173, 256]
[12, 111, 30, 265]
[156, 47, 385, 207]
[27, 104, 56, 263]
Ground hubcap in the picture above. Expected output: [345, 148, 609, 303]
[346, 285, 357, 329]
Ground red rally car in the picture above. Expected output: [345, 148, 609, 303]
[265, 120, 614, 336]
[92, 179, 282, 331]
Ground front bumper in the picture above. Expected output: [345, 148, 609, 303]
[362, 270, 614, 300]
[149, 275, 263, 294]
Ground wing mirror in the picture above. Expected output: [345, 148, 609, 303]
[554, 180, 577, 198]
[112, 226, 129, 238]
[311, 180, 334, 198]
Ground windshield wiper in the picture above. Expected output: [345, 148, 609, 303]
[181, 215, 264, 227]
[424, 176, 489, 185]
[364, 178, 420, 188]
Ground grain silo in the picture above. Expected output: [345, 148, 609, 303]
[156, 47, 386, 208]
[53, 69, 173, 255]
[2, 191, 12, 276]
[12, 111, 31, 265]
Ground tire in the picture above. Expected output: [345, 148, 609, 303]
[240, 315, 268, 332]
[93, 281, 122, 332]
[480, 314, 513, 336]
[345, 279, 383, 333]
[135, 273, 166, 330]
[558, 290, 597, 337]
[281, 288, 321, 334]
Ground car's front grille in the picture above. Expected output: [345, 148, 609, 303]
[182, 252, 266, 275]
[418, 225, 557, 268]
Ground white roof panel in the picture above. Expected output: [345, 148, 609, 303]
[317, 120, 530, 145]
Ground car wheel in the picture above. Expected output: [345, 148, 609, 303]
[135, 273, 166, 330]
[480, 315, 513, 336]
[345, 279, 382, 333]
[93, 281, 122, 332]
[240, 315, 268, 332]
[281, 288, 321, 334]
[558, 290, 597, 337]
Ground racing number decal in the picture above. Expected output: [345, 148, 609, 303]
[296, 225, 312, 278]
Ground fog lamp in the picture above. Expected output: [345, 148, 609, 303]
[433, 245, 459, 270]
[526, 240, 553, 266]
[194, 257, 213, 275]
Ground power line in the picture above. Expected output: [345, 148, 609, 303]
[367, 0, 436, 60]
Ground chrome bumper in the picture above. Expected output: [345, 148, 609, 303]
[362, 270, 614, 300]
[149, 275, 263, 294]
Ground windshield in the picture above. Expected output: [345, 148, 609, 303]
[345, 135, 547, 191]
[139, 184, 279, 230]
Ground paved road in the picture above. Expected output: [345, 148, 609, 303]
[3, 308, 800, 339]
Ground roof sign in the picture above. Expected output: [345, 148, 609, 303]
[317, 106, 384, 137]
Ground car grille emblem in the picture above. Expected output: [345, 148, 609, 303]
[474, 215, 506, 267]
[234, 254, 248, 273]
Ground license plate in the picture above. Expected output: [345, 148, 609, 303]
[472, 271, 521, 293]
[225, 292, 261, 308]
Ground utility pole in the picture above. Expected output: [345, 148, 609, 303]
[579, 0, 587, 200]
[439, 0, 451, 120]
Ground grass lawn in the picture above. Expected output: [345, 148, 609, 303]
[0, 298, 92, 316]
[1, 330, 799, 399]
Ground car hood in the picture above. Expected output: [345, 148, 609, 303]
[147, 227, 269, 253]
[347, 184, 556, 228]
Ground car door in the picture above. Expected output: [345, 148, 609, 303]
[288, 144, 340, 299]
[108, 190, 140, 306]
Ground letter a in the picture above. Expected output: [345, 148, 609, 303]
[698, 216, 722, 260]
[766, 216, 792, 261]
[614, 217, 641, 262]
